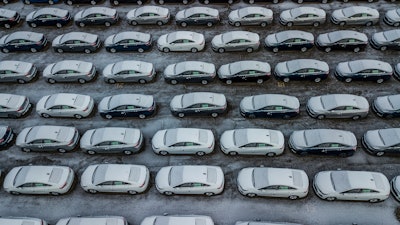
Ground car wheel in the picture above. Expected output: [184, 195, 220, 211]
[182, 0, 188, 3]
[159, 151, 169, 156]
[4, 24, 11, 29]
[164, 191, 173, 195]
[17, 79, 26, 84]
[324, 47, 331, 53]
[41, 113, 50, 118]
[87, 150, 96, 155]
[228, 0, 233, 4]
[158, 0, 164, 4]
[66, 0, 73, 4]
[228, 151, 238, 156]
[376, 151, 385, 157]
[297, 0, 303, 2]
[394, 22, 400, 27]
[218, 48, 225, 53]
[204, 192, 214, 196]
[260, 22, 267, 27]
[204, 0, 209, 3]
[84, 49, 92, 54]
[234, 22, 241, 27]
[78, 78, 86, 84]
[2, 0, 8, 3]
[249, 0, 254, 3]
[316, 115, 325, 120]
[376, 78, 384, 84]
[225, 80, 232, 85]
[139, 79, 146, 84]
[326, 197, 336, 201]
[365, 21, 373, 26]
[24, 0, 30, 4]
[273, 0, 278, 3]
[380, 46, 387, 51]
[246, 193, 256, 197]
[10, 191, 20, 195]
[56, 23, 63, 28]
[50, 192, 60, 196]
[301, 47, 308, 52]
[353, 47, 360, 53]
[201, 80, 208, 85]
[338, 152, 348, 157]
[138, 114, 146, 119]
[266, 152, 276, 157]
[88, 189, 97, 194]
[314, 77, 321, 83]
[178, 112, 185, 118]
[156, 20, 164, 26]
[30, 48, 37, 53]
[180, 22, 187, 27]
[105, 22, 111, 27]
[196, 151, 206, 156]
[313, 22, 320, 27]
[56, 48, 64, 53]
[170, 79, 178, 85]
[113, 0, 119, 4]
[1, 48, 9, 53]
[345, 78, 352, 83]
[74, 114, 83, 119]
[211, 112, 219, 118]
[107, 79, 116, 84]
[110, 48, 117, 53]
[256, 79, 264, 84]
[79, 22, 85, 27]
[90, 0, 96, 4]
[58, 148, 67, 153]
[351, 115, 361, 120]
[30, 23, 37, 28]
[339, 21, 346, 26]
[123, 150, 133, 155]
[128, 190, 138, 195]
[49, 0, 54, 4]
[137, 0, 142, 4]
[138, 48, 144, 53]
[283, 77, 290, 83]
[272, 47, 279, 53]
[105, 114, 113, 119]
[289, 195, 299, 200]
[283, 114, 291, 119]
[22, 147, 31, 152]
[191, 48, 198, 53]
[163, 48, 170, 53]
[369, 198, 380, 203]
[130, 21, 138, 26]
[286, 22, 293, 27]
[322, 0, 327, 2]
[206, 22, 213, 27]
[248, 114, 256, 119]
[246, 48, 253, 53]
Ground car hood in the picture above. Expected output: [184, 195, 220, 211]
[265, 34, 278, 46]
[336, 62, 352, 75]
[316, 33, 329, 46]
[157, 34, 168, 47]
[372, 32, 388, 45]
[43, 63, 55, 78]
[217, 64, 230, 78]
[290, 130, 308, 149]
[228, 10, 240, 22]
[102, 63, 114, 77]
[126, 9, 137, 19]
[374, 96, 393, 112]
[220, 130, 236, 150]
[280, 10, 291, 21]
[74, 10, 84, 21]
[26, 11, 35, 22]
[314, 171, 336, 195]
[151, 129, 167, 150]
[240, 96, 255, 112]
[211, 34, 223, 47]
[163, 64, 175, 77]
[104, 35, 115, 46]
[386, 10, 400, 21]
[15, 127, 31, 147]
[80, 165, 96, 187]
[363, 130, 385, 149]
[274, 62, 289, 75]
[80, 129, 95, 150]
[307, 96, 324, 112]
[52, 35, 62, 46]
[98, 96, 111, 112]
[175, 10, 185, 21]
[155, 166, 172, 190]
[36, 95, 49, 112]
[331, 10, 346, 20]
[0, 35, 9, 45]
[170, 95, 183, 110]
[3, 167, 20, 190]
[237, 168, 255, 190]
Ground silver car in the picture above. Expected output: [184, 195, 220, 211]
[218, 60, 271, 84]
[103, 60, 155, 84]
[0, 217, 48, 225]
[264, 30, 314, 53]
[335, 59, 393, 83]
[370, 29, 400, 51]
[36, 93, 94, 119]
[163, 61, 216, 85]
[16, 125, 79, 153]
[391, 176, 400, 202]
[316, 30, 368, 53]
[228, 7, 273, 27]
[0, 94, 31, 118]
[211, 31, 260, 53]
[274, 59, 329, 83]
[141, 216, 214, 225]
[279, 7, 326, 27]
[127, 6, 170, 26]
[235, 222, 303, 225]
[43, 60, 96, 84]
[384, 8, 400, 27]
[307, 94, 369, 120]
[56, 217, 128, 225]
[331, 6, 379, 26]
[0, 61, 37, 83]
[175, 7, 220, 27]
[373, 94, 400, 118]
[157, 31, 205, 53]
[363, 128, 400, 156]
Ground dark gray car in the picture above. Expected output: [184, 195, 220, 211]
[0, 94, 31, 118]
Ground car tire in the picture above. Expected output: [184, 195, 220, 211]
[322, 0, 327, 2]
[353, 47, 360, 53]
[248, 0, 254, 3]
[2, 0, 8, 3]
[260, 22, 267, 27]
[79, 22, 85, 27]
[376, 78, 384, 84]
[138, 114, 146, 119]
[84, 49, 92, 54]
[324, 47, 331, 53]
[272, 47, 279, 53]
[289, 195, 299, 200]
[365, 21, 373, 26]
[10, 191, 20, 195]
[326, 197, 336, 201]
[4, 23, 11, 29]
[338, 152, 348, 157]
[137, 0, 142, 4]
[113, 0, 119, 4]
[313, 22, 320, 27]
[287, 22, 293, 27]
[180, 22, 187, 27]
[22, 147, 31, 152]
[394, 22, 400, 27]
[297, 0, 303, 2]
[128, 190, 138, 195]
[248, 114, 256, 119]
[376, 151, 385, 157]
[201, 80, 208, 85]
[234, 22, 241, 27]
[196, 151, 206, 156]
[50, 192, 60, 196]
[67, 0, 73, 4]
[314, 77, 321, 83]
[107, 79, 116, 84]
[204, 192, 214, 196]
[123, 150, 133, 155]
[30, 23, 37, 28]
[49, 0, 54, 4]
[207, 22, 213, 27]
[17, 79, 26, 84]
[273, 0, 278, 3]
[164, 191, 173, 195]
[41, 113, 50, 118]
[130, 21, 138, 26]
[110, 48, 117, 53]
[170, 79, 178, 85]
[352, 115, 361, 120]
[105, 114, 113, 119]
[88, 189, 98, 194]
[56, 23, 63, 28]
[316, 115, 325, 120]
[156, 20, 164, 26]
[218, 48, 225, 53]
[211, 112, 219, 118]
[74, 114, 83, 119]
[139, 79, 146, 84]
[339, 21, 346, 26]
[78, 78, 86, 84]
[301, 47, 308, 52]
[345, 78, 352, 83]
[380, 46, 387, 51]
[283, 77, 290, 83]
[228, 0, 233, 4]
[369, 198, 380, 203]
[105, 22, 111, 27]
[158, 0, 164, 4]
[266, 152, 276, 157]
[225, 80, 232, 85]
[1, 48, 9, 53]
[58, 148, 67, 153]
[178, 112, 185, 118]
[246, 193, 256, 197]
[90, 0, 96, 4]
[30, 48, 37, 53]
[87, 150, 96, 155]
[228, 151, 238, 156]
[159, 151, 169, 156]
[191, 48, 198, 53]
[24, 0, 30, 4]
[138, 48, 144, 53]
[246, 48, 253, 53]
[283, 114, 291, 119]
[256, 79, 264, 84]
[163, 48, 170, 53]
[56, 48, 63, 53]
[182, 0, 188, 3]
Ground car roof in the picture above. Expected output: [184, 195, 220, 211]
[253, 167, 305, 189]
[290, 7, 325, 17]
[109, 94, 154, 109]
[154, 216, 207, 225]
[52, 60, 93, 73]
[376, 128, 400, 147]
[82, 7, 116, 18]
[286, 59, 329, 73]
[33, 7, 68, 18]
[319, 94, 366, 110]
[233, 129, 280, 147]
[252, 94, 299, 110]
[164, 128, 209, 146]
[330, 171, 386, 192]
[386, 94, 400, 110]
[303, 129, 356, 147]
[135, 6, 168, 15]
[25, 126, 74, 143]
[169, 166, 219, 187]
[90, 127, 139, 145]
[238, 6, 271, 17]
[167, 31, 202, 43]
[341, 6, 378, 17]
[326, 30, 368, 43]
[112, 60, 153, 74]
[44, 93, 88, 108]
[0, 8, 17, 18]
[347, 60, 392, 73]
[0, 93, 25, 108]
[60, 32, 98, 44]
[181, 92, 226, 108]
[63, 217, 125, 225]
[14, 166, 67, 186]
[275, 30, 314, 42]
[174, 61, 215, 74]
[0, 217, 42, 225]
[113, 31, 151, 43]
[6, 31, 43, 43]
[92, 164, 143, 185]
[0, 60, 32, 73]
[183, 7, 218, 17]
[228, 61, 270, 74]
[221, 31, 259, 43]
[380, 29, 400, 42]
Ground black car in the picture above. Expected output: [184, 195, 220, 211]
[274, 59, 329, 83]
[163, 61, 216, 85]
[293, 0, 330, 2]
[217, 60, 271, 84]
[104, 31, 152, 53]
[199, 0, 238, 3]
[111, 0, 147, 5]
[264, 30, 314, 53]
[0, 126, 14, 150]
[0, 9, 21, 29]
[370, 30, 400, 51]
[98, 94, 156, 119]
[157, 0, 192, 4]
[175, 7, 220, 27]
[0, 31, 47, 53]
[65, 0, 102, 5]
[316, 30, 368, 53]
[52, 32, 101, 54]
[243, 0, 280, 3]
[26, 8, 71, 28]
[372, 94, 400, 118]
[75, 7, 119, 27]
[334, 60, 393, 84]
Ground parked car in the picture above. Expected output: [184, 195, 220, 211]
[0, 94, 31, 118]
[0, 31, 47, 53]
[36, 93, 94, 119]
[199, 0, 237, 3]
[240, 94, 300, 119]
[334, 59, 392, 83]
[0, 126, 14, 150]
[237, 167, 309, 199]
[176, 7, 220, 27]
[372, 94, 400, 118]
[170, 92, 227, 118]
[152, 128, 214, 156]
[316, 30, 368, 52]
[212, 31, 260, 53]
[395, 63, 400, 80]
[391, 176, 400, 202]
[52, 32, 101, 54]
[157, 0, 192, 4]
[3, 165, 75, 195]
[65, 0, 103, 5]
[103, 60, 155, 84]
[157, 31, 205, 53]
[56, 217, 127, 225]
[331, 6, 379, 26]
[264, 30, 314, 53]
[218, 60, 271, 84]
[220, 128, 284, 156]
[16, 125, 79, 153]
[111, 0, 147, 5]
[98, 94, 156, 119]
[307, 94, 369, 120]
[81, 164, 149, 194]
[23, 0, 60, 4]
[80, 127, 143, 155]
[26, 8, 71, 28]
[163, 61, 215, 85]
[274, 59, 329, 83]
[294, 0, 330, 2]
[126, 6, 170, 26]
[362, 128, 400, 156]
[289, 129, 357, 157]
[43, 60, 96, 84]
[75, 7, 118, 27]
[243, 0, 279, 3]
[141, 216, 214, 225]
[313, 170, 390, 202]
[105, 31, 152, 53]
[155, 165, 224, 196]
[384, 9, 400, 27]
[0, 217, 48, 225]
[228, 7, 273, 27]
[0, 9, 21, 29]
[0, 60, 37, 83]
[370, 29, 400, 51]
[235, 222, 303, 225]
[279, 7, 326, 27]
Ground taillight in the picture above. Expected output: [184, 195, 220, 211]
[17, 106, 23, 112]
[139, 182, 145, 188]
[67, 140, 74, 146]
[83, 106, 89, 112]
[217, 182, 223, 189]
[91, 42, 97, 46]
[6, 127, 11, 131]
[60, 182, 67, 189]
[148, 69, 153, 76]
[148, 104, 155, 111]
[9, 17, 15, 21]
[0, 139, 4, 143]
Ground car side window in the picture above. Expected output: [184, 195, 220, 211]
[98, 181, 113, 186]
[110, 141, 122, 145]
[97, 141, 110, 146]
[126, 105, 138, 110]
[260, 185, 278, 190]
[201, 103, 210, 108]
[62, 105, 74, 109]
[361, 189, 378, 193]
[113, 181, 128, 185]
[171, 142, 185, 147]
[176, 183, 193, 188]
[185, 142, 200, 146]
[43, 139, 55, 144]
[34, 183, 50, 187]
[243, 143, 257, 148]
[49, 105, 62, 110]
[114, 105, 127, 110]
[344, 189, 361, 194]
[278, 185, 294, 190]
[330, 143, 340, 147]
[19, 183, 34, 188]
[30, 139, 44, 144]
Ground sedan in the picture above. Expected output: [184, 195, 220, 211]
[43, 60, 96, 84]
[0, 31, 47, 53]
[331, 6, 379, 26]
[52, 32, 101, 54]
[0, 218, 48, 225]
[395, 63, 400, 80]
[103, 60, 155, 84]
[228, 7, 273, 27]
[218, 60, 271, 84]
[274, 59, 329, 83]
[391, 176, 400, 202]
[243, 0, 280, 3]
[384, 9, 400, 27]
[0, 94, 31, 118]
[176, 7, 220, 27]
[126, 6, 170, 26]
[80, 127, 143, 155]
[0, 60, 37, 83]
[240, 94, 300, 119]
[0, 126, 14, 150]
[334, 59, 393, 83]
[157, 31, 205, 53]
[279, 7, 326, 27]
[0, 9, 21, 29]
[75, 7, 118, 27]
[372, 94, 400, 118]
[36, 93, 94, 119]
[307, 94, 369, 120]
[111, 0, 147, 5]
[3, 165, 75, 195]
[313, 170, 390, 202]
[163, 61, 215, 85]
[370, 29, 400, 51]
[289, 129, 357, 157]
[56, 217, 127, 225]
[170, 92, 227, 118]
[16, 125, 79, 153]
[105, 31, 152, 53]
[141, 216, 214, 225]
[157, 0, 192, 4]
[220, 128, 284, 156]
[235, 222, 302, 225]
[65, 0, 103, 4]
[23, 0, 60, 4]
[81, 164, 149, 194]
[264, 30, 314, 53]
[199, 0, 237, 3]
[316, 30, 368, 53]
[363, 128, 400, 156]
[212, 31, 260, 53]
[155, 165, 224, 196]
[152, 128, 214, 156]
[26, 8, 71, 28]
[237, 167, 309, 199]
[98, 94, 156, 119]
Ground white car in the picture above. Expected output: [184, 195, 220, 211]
[56, 216, 128, 225]
[391, 175, 400, 202]
[3, 165, 75, 195]
[384, 8, 400, 27]
[0, 217, 48, 225]
[126, 6, 170, 26]
[80, 164, 150, 194]
[141, 215, 214, 225]
[102, 60, 156, 84]
[237, 167, 309, 199]
[228, 7, 273, 27]
[211, 31, 260, 53]
[36, 93, 94, 119]
[280, 7, 326, 27]
[235, 222, 303, 225]
[152, 128, 215, 156]
[313, 170, 390, 202]
[220, 128, 284, 156]
[155, 165, 224, 196]
[157, 31, 205, 53]
[43, 60, 96, 84]
[331, 6, 379, 26]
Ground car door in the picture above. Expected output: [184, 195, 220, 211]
[112, 105, 128, 117]
[28, 139, 45, 151]
[126, 105, 142, 117]
[184, 142, 201, 154]
[139, 13, 152, 24]
[40, 14, 54, 25]
[47, 105, 63, 116]
[328, 106, 345, 118]
[8, 39, 21, 51]
[32, 182, 52, 194]
[341, 189, 361, 200]
[41, 139, 59, 151]
[0, 70, 17, 82]
[59, 105, 76, 117]
[174, 182, 193, 194]
[112, 181, 130, 192]
[226, 39, 240, 51]
[96, 181, 114, 192]
[169, 142, 186, 153]
[126, 39, 139, 51]
[94, 141, 111, 153]
[258, 185, 277, 197]
[16, 182, 36, 194]
[239, 143, 257, 154]
[64, 70, 79, 82]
